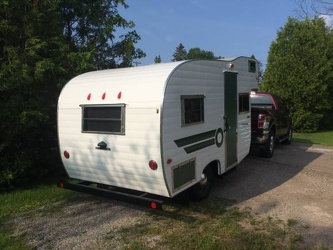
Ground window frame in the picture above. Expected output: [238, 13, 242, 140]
[80, 104, 126, 135]
[181, 95, 205, 127]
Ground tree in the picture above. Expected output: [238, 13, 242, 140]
[296, 0, 333, 17]
[186, 47, 215, 60]
[172, 43, 187, 61]
[0, 0, 145, 190]
[261, 17, 333, 132]
[60, 0, 145, 70]
[172, 44, 223, 61]
[154, 55, 162, 63]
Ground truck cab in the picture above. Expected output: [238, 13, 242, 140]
[250, 91, 293, 158]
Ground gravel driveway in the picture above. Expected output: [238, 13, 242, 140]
[212, 142, 333, 248]
[12, 142, 333, 249]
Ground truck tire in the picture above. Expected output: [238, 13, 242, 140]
[261, 130, 275, 158]
[282, 128, 292, 145]
[189, 167, 213, 201]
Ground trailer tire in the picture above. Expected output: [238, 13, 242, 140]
[261, 130, 275, 158]
[189, 167, 213, 201]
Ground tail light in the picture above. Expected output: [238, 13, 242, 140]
[258, 114, 266, 129]
[149, 160, 158, 170]
[63, 150, 70, 159]
[150, 202, 157, 209]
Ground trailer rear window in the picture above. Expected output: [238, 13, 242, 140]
[81, 105, 125, 134]
[248, 60, 256, 73]
[181, 95, 205, 126]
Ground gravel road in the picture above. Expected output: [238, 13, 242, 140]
[212, 142, 333, 248]
[11, 142, 333, 249]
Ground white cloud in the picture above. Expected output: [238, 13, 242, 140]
[320, 14, 333, 27]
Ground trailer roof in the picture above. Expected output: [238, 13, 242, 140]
[58, 61, 186, 108]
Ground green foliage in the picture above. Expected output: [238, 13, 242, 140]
[59, 0, 146, 69]
[261, 17, 333, 132]
[0, 0, 145, 190]
[187, 47, 215, 60]
[154, 55, 162, 63]
[172, 43, 187, 61]
[172, 43, 221, 61]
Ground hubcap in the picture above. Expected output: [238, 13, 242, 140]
[269, 135, 274, 152]
[199, 173, 208, 187]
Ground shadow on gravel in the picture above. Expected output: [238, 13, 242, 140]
[210, 142, 323, 203]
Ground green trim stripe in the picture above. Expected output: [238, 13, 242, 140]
[184, 138, 215, 154]
[174, 130, 216, 147]
[174, 129, 217, 154]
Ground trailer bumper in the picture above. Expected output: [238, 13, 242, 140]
[57, 179, 164, 210]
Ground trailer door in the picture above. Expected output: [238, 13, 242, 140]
[224, 71, 238, 169]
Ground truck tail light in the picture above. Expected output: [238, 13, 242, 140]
[258, 114, 266, 129]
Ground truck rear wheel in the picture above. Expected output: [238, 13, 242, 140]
[261, 131, 275, 158]
[189, 167, 213, 201]
[282, 128, 292, 145]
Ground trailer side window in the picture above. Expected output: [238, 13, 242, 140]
[239, 93, 250, 114]
[181, 95, 205, 126]
[248, 60, 256, 73]
[81, 105, 125, 134]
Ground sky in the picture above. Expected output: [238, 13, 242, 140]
[117, 1, 301, 68]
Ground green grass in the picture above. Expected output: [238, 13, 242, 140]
[293, 130, 333, 146]
[0, 183, 79, 218]
[113, 199, 304, 250]
[0, 183, 81, 250]
[0, 184, 306, 250]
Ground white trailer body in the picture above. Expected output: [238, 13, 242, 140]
[58, 57, 258, 199]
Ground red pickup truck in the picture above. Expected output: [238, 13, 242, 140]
[250, 91, 293, 158]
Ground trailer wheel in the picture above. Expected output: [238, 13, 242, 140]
[261, 130, 275, 158]
[189, 167, 213, 201]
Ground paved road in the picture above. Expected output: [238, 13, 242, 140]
[212, 142, 333, 248]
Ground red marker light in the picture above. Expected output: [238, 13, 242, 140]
[149, 160, 158, 170]
[151, 202, 157, 209]
[59, 182, 64, 188]
[87, 93, 91, 100]
[117, 91, 122, 99]
[64, 151, 70, 159]
[228, 63, 235, 69]
[102, 92, 106, 100]
[167, 159, 172, 164]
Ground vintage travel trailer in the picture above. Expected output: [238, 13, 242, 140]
[57, 57, 258, 209]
